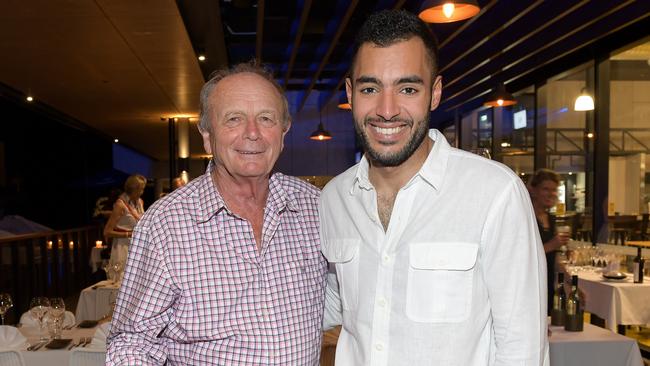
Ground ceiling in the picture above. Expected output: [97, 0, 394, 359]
[1, 0, 649, 161]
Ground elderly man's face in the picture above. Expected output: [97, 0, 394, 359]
[200, 72, 289, 180]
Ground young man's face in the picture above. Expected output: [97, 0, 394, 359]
[347, 37, 442, 167]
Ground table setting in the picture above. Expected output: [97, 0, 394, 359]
[0, 291, 110, 365]
[75, 261, 124, 323]
[563, 243, 650, 332]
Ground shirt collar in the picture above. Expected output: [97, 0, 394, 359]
[196, 161, 298, 223]
[350, 128, 450, 195]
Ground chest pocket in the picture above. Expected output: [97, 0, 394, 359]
[406, 242, 478, 323]
[322, 239, 360, 311]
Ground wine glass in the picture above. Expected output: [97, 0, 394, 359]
[50, 297, 65, 321]
[30, 297, 51, 340]
[112, 261, 123, 284]
[0, 293, 13, 325]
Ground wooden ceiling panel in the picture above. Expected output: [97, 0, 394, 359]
[0, 0, 204, 160]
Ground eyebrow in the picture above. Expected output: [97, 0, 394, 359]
[354, 75, 425, 86]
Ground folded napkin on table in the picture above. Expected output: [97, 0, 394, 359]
[0, 325, 27, 349]
[89, 322, 112, 349]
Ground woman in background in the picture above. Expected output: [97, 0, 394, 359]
[104, 175, 146, 265]
[528, 168, 570, 314]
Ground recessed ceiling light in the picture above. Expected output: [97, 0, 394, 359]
[26, 96, 33, 102]
[198, 55, 206, 62]
[114, 139, 119, 143]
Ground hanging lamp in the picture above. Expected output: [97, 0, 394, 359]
[574, 88, 594, 111]
[337, 94, 351, 110]
[419, 0, 480, 23]
[484, 83, 517, 108]
[309, 121, 332, 141]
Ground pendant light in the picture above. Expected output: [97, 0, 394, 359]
[484, 83, 517, 108]
[574, 88, 594, 111]
[337, 94, 351, 110]
[419, 0, 480, 23]
[309, 121, 332, 141]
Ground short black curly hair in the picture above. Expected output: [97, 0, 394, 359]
[352, 10, 439, 77]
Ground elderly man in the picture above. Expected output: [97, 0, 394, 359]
[320, 10, 548, 365]
[107, 63, 327, 365]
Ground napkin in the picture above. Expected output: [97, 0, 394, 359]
[89, 322, 111, 349]
[0, 325, 27, 349]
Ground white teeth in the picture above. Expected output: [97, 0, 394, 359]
[372, 126, 402, 135]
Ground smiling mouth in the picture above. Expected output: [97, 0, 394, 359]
[371, 125, 406, 136]
[236, 150, 263, 155]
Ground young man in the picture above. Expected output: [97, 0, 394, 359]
[107, 63, 327, 365]
[320, 10, 549, 365]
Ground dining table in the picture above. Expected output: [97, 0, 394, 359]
[625, 240, 650, 248]
[571, 266, 650, 332]
[549, 322, 643, 366]
[16, 324, 106, 366]
[75, 280, 120, 322]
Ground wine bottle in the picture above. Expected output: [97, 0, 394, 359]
[564, 275, 583, 331]
[633, 247, 645, 284]
[551, 272, 566, 326]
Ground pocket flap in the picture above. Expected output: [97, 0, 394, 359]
[409, 242, 478, 270]
[322, 239, 359, 263]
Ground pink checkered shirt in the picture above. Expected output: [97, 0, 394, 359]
[106, 167, 328, 365]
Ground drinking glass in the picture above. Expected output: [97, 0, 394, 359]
[0, 293, 13, 325]
[103, 262, 113, 282]
[44, 312, 62, 339]
[49, 297, 65, 320]
[30, 297, 51, 340]
[112, 261, 123, 284]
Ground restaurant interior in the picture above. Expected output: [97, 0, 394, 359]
[1, 0, 650, 365]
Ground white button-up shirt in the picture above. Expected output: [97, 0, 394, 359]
[320, 129, 549, 366]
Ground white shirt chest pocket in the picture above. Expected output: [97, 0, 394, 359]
[406, 242, 479, 323]
[322, 239, 360, 311]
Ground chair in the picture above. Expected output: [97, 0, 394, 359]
[20, 310, 76, 328]
[0, 350, 25, 366]
[609, 215, 639, 245]
[634, 213, 649, 240]
[69, 348, 106, 366]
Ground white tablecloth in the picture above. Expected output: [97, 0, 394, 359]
[549, 322, 643, 366]
[75, 281, 120, 322]
[574, 268, 650, 332]
[88, 247, 105, 273]
[16, 325, 103, 366]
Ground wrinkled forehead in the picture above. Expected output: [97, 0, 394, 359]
[211, 73, 284, 111]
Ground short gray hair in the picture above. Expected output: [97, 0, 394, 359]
[198, 61, 290, 132]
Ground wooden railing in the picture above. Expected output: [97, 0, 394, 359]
[0, 225, 103, 324]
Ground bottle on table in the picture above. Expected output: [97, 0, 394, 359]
[551, 272, 566, 326]
[564, 275, 584, 332]
[633, 247, 645, 284]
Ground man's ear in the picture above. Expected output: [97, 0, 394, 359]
[345, 78, 353, 107]
[281, 119, 291, 151]
[430, 75, 443, 111]
[198, 125, 212, 155]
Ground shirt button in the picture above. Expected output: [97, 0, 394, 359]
[378, 298, 387, 307]
[375, 343, 384, 351]
[382, 254, 390, 263]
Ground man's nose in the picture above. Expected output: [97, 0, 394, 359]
[375, 92, 399, 121]
[243, 117, 261, 140]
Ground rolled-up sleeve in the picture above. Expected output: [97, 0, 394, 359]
[106, 219, 177, 365]
[481, 178, 549, 366]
